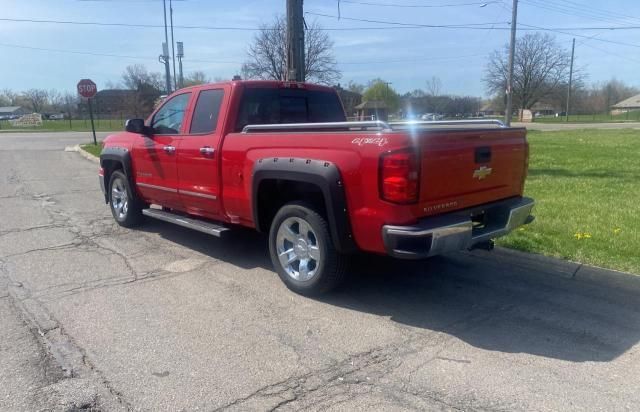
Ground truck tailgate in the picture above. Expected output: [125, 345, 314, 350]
[418, 127, 528, 215]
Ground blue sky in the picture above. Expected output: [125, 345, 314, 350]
[1, 0, 639, 97]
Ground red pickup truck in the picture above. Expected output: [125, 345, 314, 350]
[99, 80, 534, 295]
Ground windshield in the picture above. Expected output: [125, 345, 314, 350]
[235, 88, 346, 132]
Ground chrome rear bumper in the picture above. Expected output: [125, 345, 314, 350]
[382, 197, 535, 259]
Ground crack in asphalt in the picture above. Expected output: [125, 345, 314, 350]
[0, 223, 68, 237]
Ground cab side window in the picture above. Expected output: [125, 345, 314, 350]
[151, 92, 191, 135]
[189, 89, 224, 134]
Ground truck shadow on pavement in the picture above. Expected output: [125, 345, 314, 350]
[140, 220, 640, 364]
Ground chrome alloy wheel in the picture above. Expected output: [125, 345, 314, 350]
[276, 217, 322, 281]
[111, 177, 129, 220]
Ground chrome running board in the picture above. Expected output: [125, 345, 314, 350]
[143, 208, 229, 237]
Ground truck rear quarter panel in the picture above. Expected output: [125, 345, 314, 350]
[220, 130, 418, 253]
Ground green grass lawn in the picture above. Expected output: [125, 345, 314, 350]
[534, 110, 640, 123]
[498, 129, 640, 274]
[80, 143, 103, 157]
[0, 119, 122, 132]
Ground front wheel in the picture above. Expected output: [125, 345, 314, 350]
[268, 202, 349, 296]
[109, 170, 142, 227]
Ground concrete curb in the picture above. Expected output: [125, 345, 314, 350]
[66, 144, 99, 163]
[487, 246, 640, 293]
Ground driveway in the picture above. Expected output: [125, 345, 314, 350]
[1, 131, 639, 411]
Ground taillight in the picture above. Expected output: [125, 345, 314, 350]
[380, 149, 419, 204]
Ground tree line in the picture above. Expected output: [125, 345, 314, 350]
[2, 18, 637, 121]
[0, 67, 214, 119]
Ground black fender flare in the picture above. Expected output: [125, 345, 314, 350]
[99, 146, 134, 204]
[252, 157, 357, 254]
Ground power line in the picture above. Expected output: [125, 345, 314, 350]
[581, 42, 640, 65]
[5, 16, 640, 33]
[305, 12, 510, 29]
[340, 52, 490, 64]
[0, 17, 268, 31]
[0, 42, 158, 61]
[0, 42, 240, 64]
[535, 0, 640, 25]
[518, 23, 640, 49]
[0, 41, 490, 66]
[339, 0, 500, 8]
[520, 0, 640, 27]
[307, 11, 640, 34]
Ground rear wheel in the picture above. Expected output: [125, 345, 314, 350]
[109, 170, 142, 227]
[269, 202, 348, 295]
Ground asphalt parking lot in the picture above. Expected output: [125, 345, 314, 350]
[1, 131, 639, 411]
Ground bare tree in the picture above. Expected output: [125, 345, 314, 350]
[425, 76, 442, 97]
[241, 16, 340, 85]
[23, 89, 49, 113]
[346, 80, 365, 95]
[122, 64, 164, 91]
[104, 80, 121, 89]
[183, 71, 210, 87]
[484, 33, 575, 110]
[1, 89, 19, 105]
[62, 92, 79, 119]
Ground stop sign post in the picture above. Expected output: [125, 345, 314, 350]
[77, 79, 98, 145]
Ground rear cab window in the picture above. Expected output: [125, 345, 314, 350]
[235, 88, 346, 132]
[190, 89, 225, 134]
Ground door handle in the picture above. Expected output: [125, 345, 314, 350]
[163, 145, 176, 154]
[199, 146, 215, 156]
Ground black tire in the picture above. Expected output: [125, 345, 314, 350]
[268, 201, 349, 296]
[108, 170, 143, 228]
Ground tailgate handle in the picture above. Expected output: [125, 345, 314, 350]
[475, 146, 492, 163]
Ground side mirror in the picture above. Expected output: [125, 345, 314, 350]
[125, 118, 151, 136]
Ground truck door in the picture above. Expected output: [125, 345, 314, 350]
[131, 92, 191, 209]
[176, 88, 227, 219]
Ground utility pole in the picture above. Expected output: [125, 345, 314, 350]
[504, 0, 518, 126]
[170, 0, 177, 90]
[565, 38, 575, 122]
[286, 0, 305, 82]
[177, 42, 184, 89]
[162, 0, 172, 94]
[160, 43, 171, 95]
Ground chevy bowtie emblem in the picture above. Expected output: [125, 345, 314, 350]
[473, 166, 493, 180]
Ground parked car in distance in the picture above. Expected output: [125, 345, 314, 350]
[99, 80, 534, 295]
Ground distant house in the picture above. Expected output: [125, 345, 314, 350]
[0, 106, 29, 119]
[530, 102, 558, 117]
[354, 100, 388, 121]
[91, 89, 138, 118]
[611, 94, 640, 115]
[479, 101, 503, 116]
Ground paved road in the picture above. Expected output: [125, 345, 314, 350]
[1, 131, 639, 411]
[512, 121, 640, 131]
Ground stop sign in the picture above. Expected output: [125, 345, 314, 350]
[77, 79, 97, 98]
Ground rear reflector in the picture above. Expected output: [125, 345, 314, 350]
[380, 149, 419, 203]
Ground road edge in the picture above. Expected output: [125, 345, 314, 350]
[73, 144, 100, 163]
[481, 246, 640, 293]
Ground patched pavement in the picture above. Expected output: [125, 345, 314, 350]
[1, 132, 639, 411]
